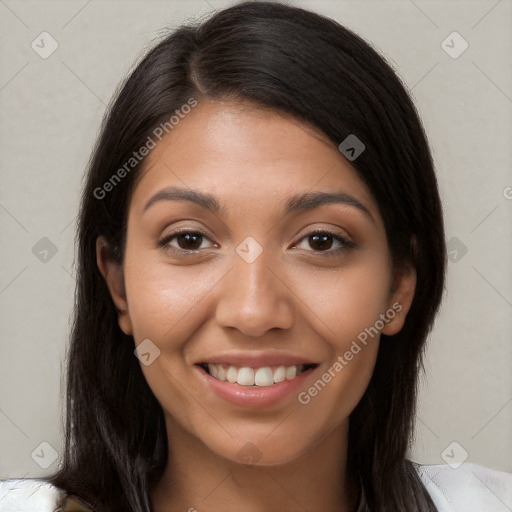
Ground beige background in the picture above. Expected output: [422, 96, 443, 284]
[1, 0, 511, 478]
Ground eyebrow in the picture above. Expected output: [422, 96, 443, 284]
[142, 186, 375, 222]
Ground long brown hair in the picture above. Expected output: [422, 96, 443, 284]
[49, 2, 446, 510]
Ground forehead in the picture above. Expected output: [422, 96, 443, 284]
[129, 99, 378, 217]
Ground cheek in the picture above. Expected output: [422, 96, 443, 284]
[290, 265, 390, 429]
[290, 254, 393, 352]
[122, 254, 220, 432]
[123, 252, 223, 343]
[288, 253, 391, 407]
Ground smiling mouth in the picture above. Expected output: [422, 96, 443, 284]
[198, 363, 318, 387]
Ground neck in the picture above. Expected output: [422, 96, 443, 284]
[151, 417, 359, 512]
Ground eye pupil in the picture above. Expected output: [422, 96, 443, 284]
[310, 233, 333, 251]
[177, 233, 202, 250]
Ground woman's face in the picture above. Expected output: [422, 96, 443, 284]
[97, 99, 415, 466]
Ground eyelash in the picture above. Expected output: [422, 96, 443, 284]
[157, 228, 356, 257]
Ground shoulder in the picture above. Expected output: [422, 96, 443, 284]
[413, 461, 512, 512]
[0, 478, 64, 511]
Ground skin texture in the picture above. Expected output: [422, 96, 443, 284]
[96, 100, 416, 512]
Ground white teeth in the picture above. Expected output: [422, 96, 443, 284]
[237, 367, 255, 386]
[254, 367, 273, 386]
[205, 363, 310, 386]
[273, 366, 286, 383]
[216, 364, 226, 381]
[226, 366, 238, 383]
[285, 365, 297, 380]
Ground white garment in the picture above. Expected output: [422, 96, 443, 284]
[416, 462, 512, 511]
[0, 478, 62, 511]
[0, 462, 510, 511]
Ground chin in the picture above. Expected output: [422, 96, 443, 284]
[204, 432, 315, 468]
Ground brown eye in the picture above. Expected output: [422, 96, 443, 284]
[308, 233, 335, 251]
[175, 232, 204, 250]
[294, 230, 356, 256]
[158, 230, 216, 253]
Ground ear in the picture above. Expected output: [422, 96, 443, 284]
[381, 262, 417, 336]
[96, 235, 133, 336]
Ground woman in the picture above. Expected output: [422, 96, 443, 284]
[1, 2, 510, 511]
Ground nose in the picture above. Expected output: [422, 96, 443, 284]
[214, 244, 295, 337]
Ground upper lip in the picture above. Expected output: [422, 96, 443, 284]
[196, 351, 319, 368]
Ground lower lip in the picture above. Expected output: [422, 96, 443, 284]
[196, 365, 317, 408]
